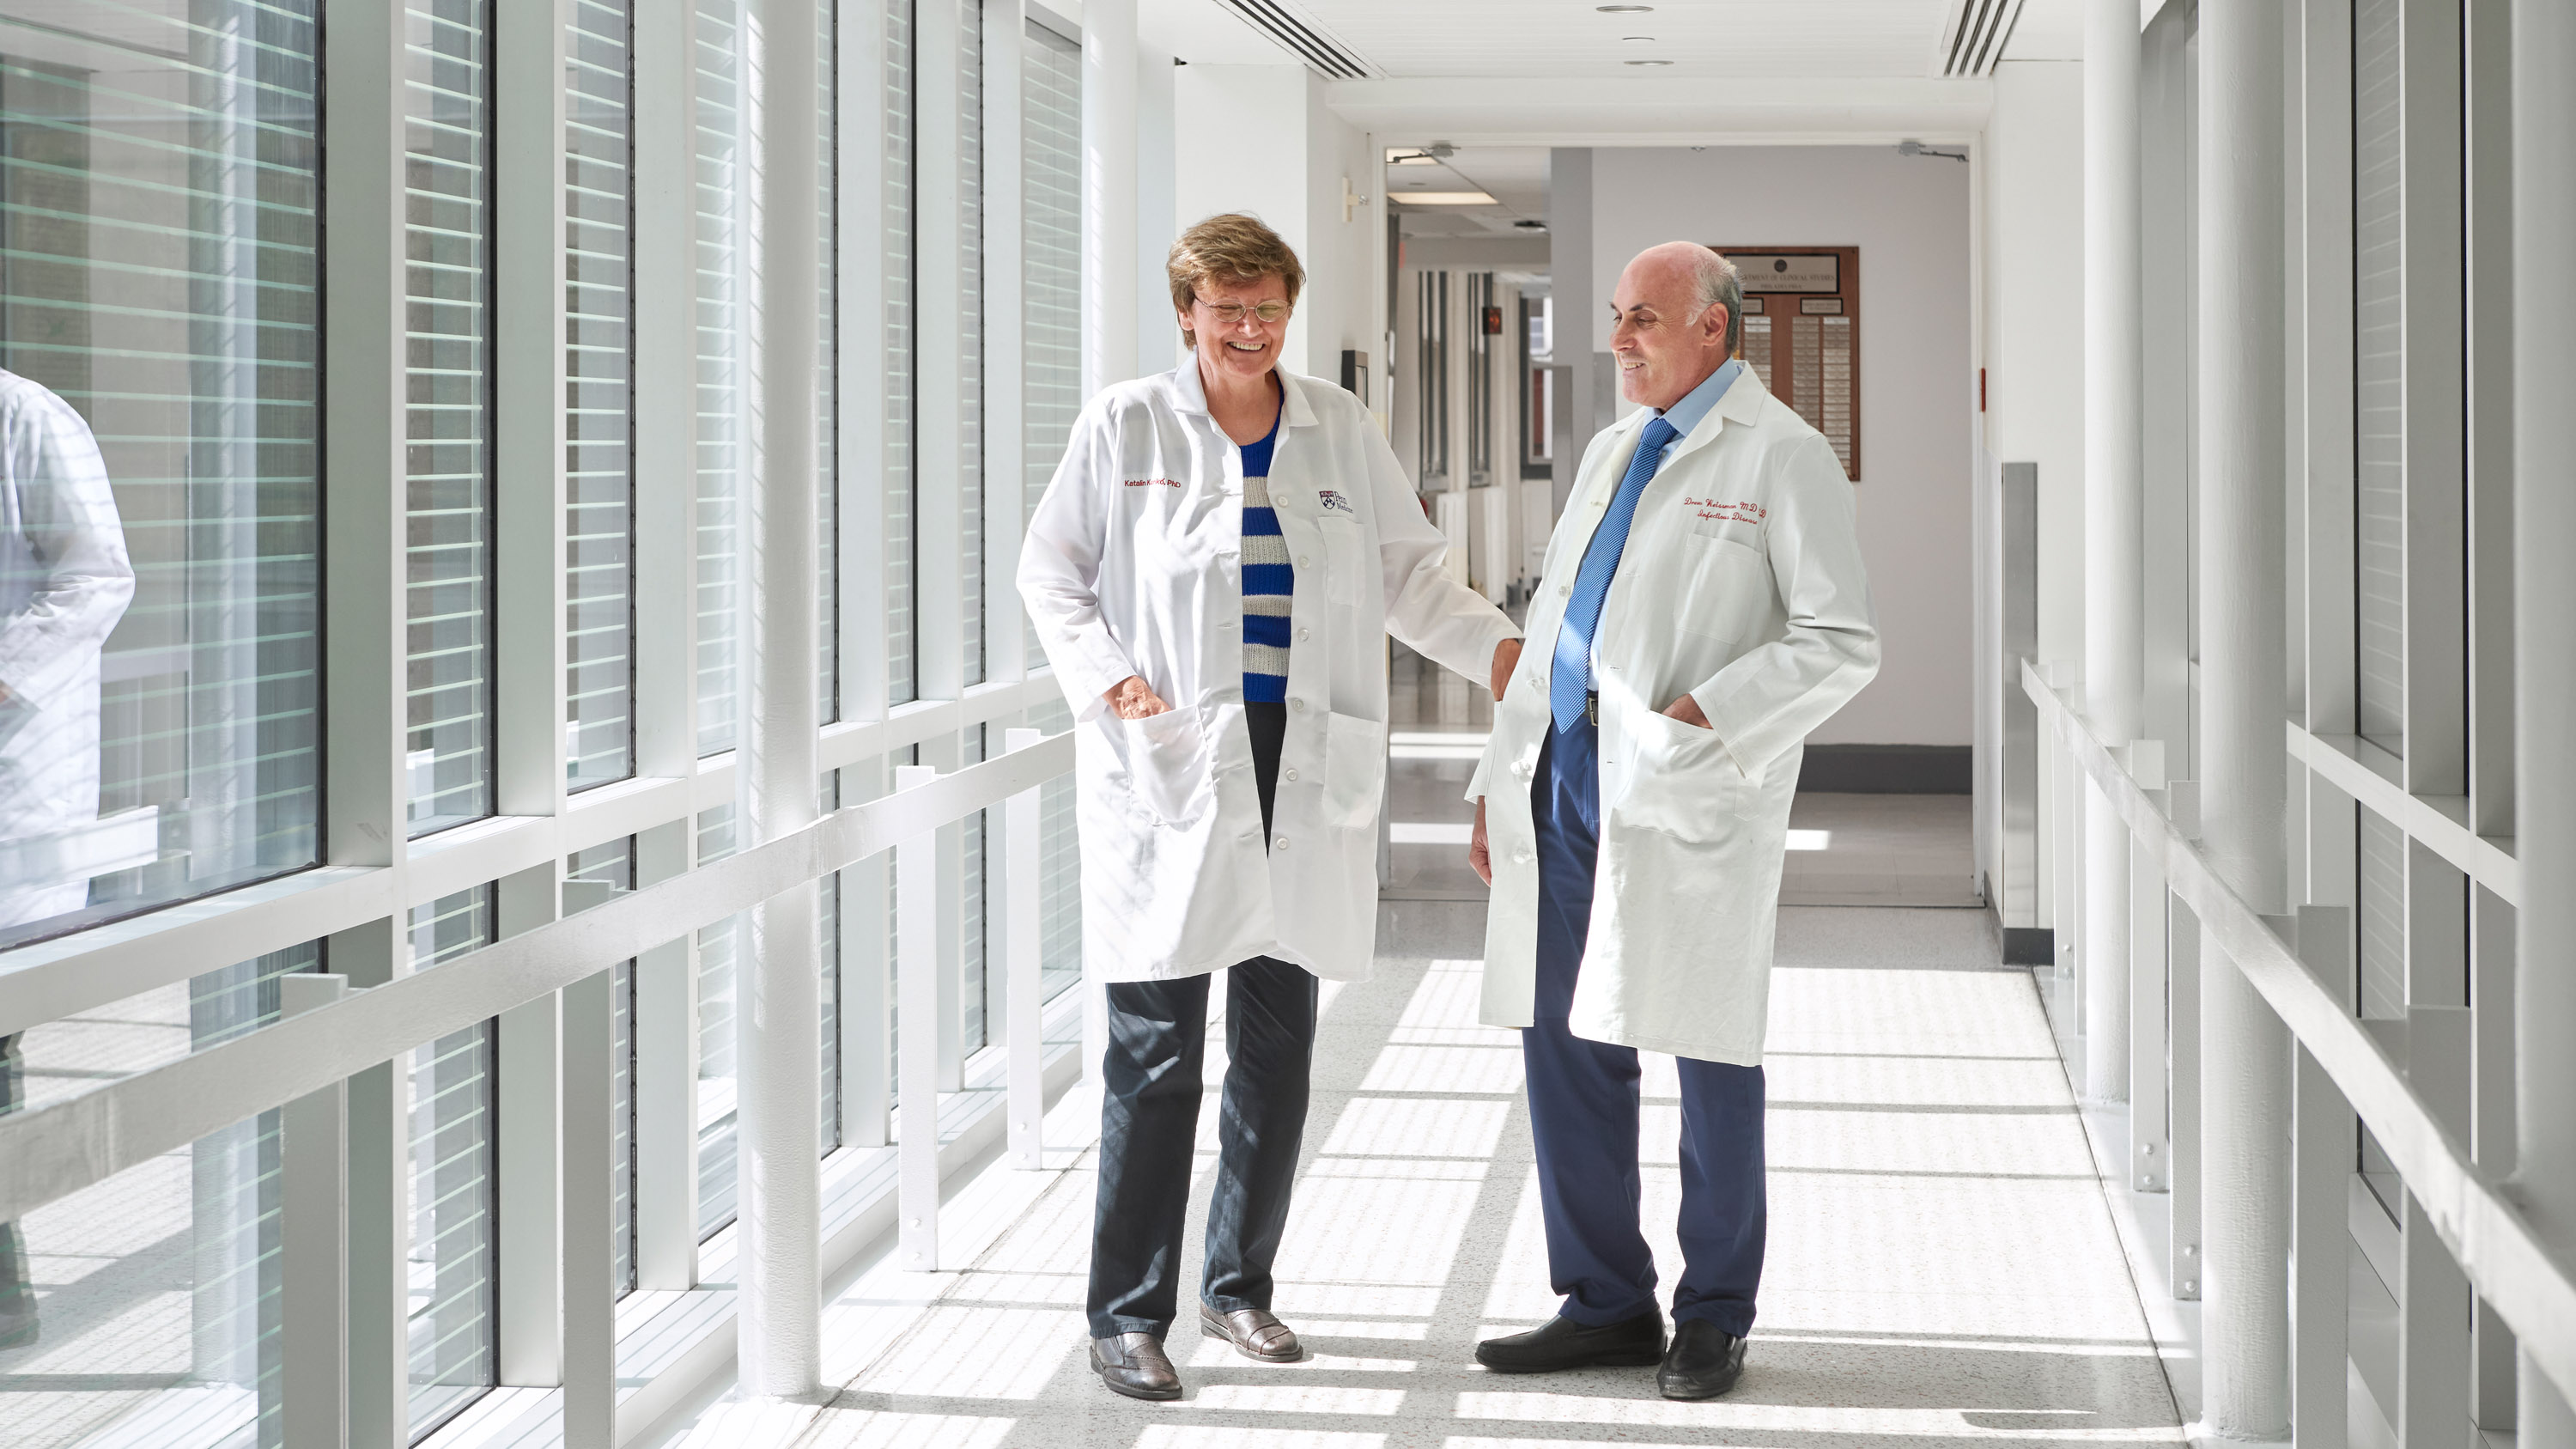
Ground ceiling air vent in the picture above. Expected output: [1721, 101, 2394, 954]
[1936, 0, 2028, 76]
[1215, 0, 1376, 81]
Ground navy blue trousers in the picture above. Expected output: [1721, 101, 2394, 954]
[1525, 717, 1766, 1336]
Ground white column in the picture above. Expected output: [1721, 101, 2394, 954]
[279, 975, 349, 1449]
[1078, 0, 1138, 1091]
[2082, 0, 2144, 1105]
[2513, 0, 2576, 1438]
[2196, 0, 2293, 1437]
[1082, 0, 1139, 397]
[736, 0, 824, 1398]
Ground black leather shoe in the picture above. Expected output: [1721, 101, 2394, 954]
[1201, 1303, 1302, 1361]
[1474, 1308, 1665, 1373]
[1657, 1319, 1747, 1399]
[1091, 1331, 1182, 1400]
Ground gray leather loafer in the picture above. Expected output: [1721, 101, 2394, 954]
[1200, 1303, 1302, 1361]
[1091, 1331, 1182, 1400]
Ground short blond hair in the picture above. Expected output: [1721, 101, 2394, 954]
[1167, 213, 1305, 348]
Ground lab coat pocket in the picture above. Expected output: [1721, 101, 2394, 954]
[1321, 710, 1387, 830]
[1119, 709, 1209, 826]
[1677, 533, 1768, 643]
[1614, 709, 1737, 843]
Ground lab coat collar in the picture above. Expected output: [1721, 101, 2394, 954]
[1166, 353, 1320, 429]
[1656, 363, 1770, 472]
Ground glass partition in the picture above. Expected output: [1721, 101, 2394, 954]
[0, 0, 324, 950]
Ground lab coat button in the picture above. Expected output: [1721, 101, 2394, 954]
[1297, 555, 1311, 568]
[1297, 628, 1310, 642]
[1516, 849, 1534, 865]
[1290, 697, 1306, 712]
[1559, 584, 1571, 597]
[1276, 836, 1291, 851]
[1283, 768, 1298, 782]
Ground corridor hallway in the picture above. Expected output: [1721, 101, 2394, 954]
[651, 904, 2184, 1449]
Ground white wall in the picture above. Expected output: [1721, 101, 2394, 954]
[1134, 46, 1178, 376]
[1170, 64, 1376, 383]
[1589, 145, 1976, 746]
[1981, 60, 2087, 671]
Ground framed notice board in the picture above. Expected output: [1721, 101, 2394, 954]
[1715, 247, 1859, 480]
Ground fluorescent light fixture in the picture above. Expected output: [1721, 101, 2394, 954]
[1785, 829, 1832, 851]
[1393, 191, 1498, 205]
[1596, 3, 1655, 9]
[1624, 58, 1673, 66]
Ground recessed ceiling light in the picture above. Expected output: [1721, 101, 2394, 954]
[1393, 191, 1499, 206]
[1622, 34, 1656, 42]
[1596, 3, 1654, 10]
[1624, 58, 1673, 65]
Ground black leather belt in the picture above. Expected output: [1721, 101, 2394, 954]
[1586, 691, 1599, 725]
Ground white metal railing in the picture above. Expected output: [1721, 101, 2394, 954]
[0, 728, 1076, 1233]
[2021, 657, 2576, 1409]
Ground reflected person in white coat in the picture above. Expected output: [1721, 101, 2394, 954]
[1466, 245, 1878, 1398]
[0, 367, 136, 1348]
[1020, 214, 1521, 1402]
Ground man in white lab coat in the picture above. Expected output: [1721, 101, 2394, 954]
[0, 366, 136, 1347]
[1467, 244, 1878, 1398]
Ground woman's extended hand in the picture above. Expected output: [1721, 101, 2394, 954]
[1468, 797, 1492, 884]
[1103, 676, 1171, 720]
[1489, 638, 1523, 703]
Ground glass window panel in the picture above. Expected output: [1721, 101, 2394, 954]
[2353, 0, 2405, 755]
[2358, 802, 2406, 1021]
[694, 0, 740, 757]
[0, 2, 323, 952]
[961, 729, 987, 1056]
[567, 0, 636, 788]
[1023, 19, 1082, 674]
[696, 805, 739, 1239]
[957, 0, 983, 688]
[816, 1, 839, 726]
[405, 0, 495, 837]
[1030, 697, 1082, 1002]
[884, 0, 915, 706]
[0, 942, 316, 1448]
[404, 888, 495, 1440]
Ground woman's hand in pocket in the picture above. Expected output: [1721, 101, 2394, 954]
[1104, 676, 1170, 720]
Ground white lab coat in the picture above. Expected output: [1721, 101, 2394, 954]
[1020, 360, 1517, 983]
[0, 369, 135, 930]
[1469, 368, 1878, 1065]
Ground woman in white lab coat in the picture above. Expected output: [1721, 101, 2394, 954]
[1019, 214, 1519, 1401]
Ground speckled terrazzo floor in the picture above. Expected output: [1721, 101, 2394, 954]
[665, 903, 2184, 1449]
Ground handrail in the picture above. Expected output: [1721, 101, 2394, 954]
[0, 730, 1077, 1226]
[2020, 659, 2576, 1406]
[0, 673, 1076, 1039]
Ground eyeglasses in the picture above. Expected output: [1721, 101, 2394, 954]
[1198, 300, 1291, 326]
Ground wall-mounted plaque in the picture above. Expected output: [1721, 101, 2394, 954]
[1715, 245, 1860, 480]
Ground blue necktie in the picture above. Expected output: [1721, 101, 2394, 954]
[1551, 415, 1680, 733]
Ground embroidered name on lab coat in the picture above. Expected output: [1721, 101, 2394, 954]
[1685, 496, 1767, 525]
[1124, 477, 1182, 488]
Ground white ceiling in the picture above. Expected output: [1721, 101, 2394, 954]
[1385, 146, 1552, 237]
[1150, 0, 1989, 80]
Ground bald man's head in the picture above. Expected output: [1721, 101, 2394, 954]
[1609, 243, 1741, 411]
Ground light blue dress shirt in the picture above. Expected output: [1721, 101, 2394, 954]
[1585, 358, 1743, 680]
